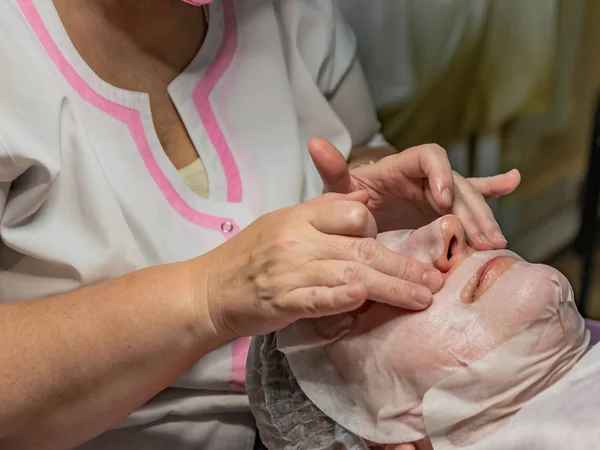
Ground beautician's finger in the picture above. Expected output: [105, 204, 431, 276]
[283, 283, 367, 319]
[303, 198, 378, 238]
[320, 236, 444, 292]
[304, 260, 434, 310]
[466, 169, 521, 199]
[454, 177, 507, 248]
[381, 144, 455, 208]
[451, 194, 494, 251]
[308, 137, 354, 194]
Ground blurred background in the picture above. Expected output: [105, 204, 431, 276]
[338, 0, 600, 319]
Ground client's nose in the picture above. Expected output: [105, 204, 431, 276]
[434, 215, 472, 273]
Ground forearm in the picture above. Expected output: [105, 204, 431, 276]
[0, 260, 223, 450]
[347, 144, 397, 170]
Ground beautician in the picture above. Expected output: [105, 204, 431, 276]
[0, 0, 520, 449]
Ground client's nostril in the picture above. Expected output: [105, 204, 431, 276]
[447, 236, 458, 261]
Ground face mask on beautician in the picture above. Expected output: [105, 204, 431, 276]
[181, 0, 213, 5]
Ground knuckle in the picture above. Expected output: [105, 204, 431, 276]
[397, 257, 418, 281]
[263, 261, 286, 279]
[347, 203, 370, 229]
[271, 296, 297, 319]
[303, 288, 321, 315]
[387, 280, 403, 300]
[426, 143, 447, 157]
[287, 207, 308, 225]
[274, 230, 301, 251]
[466, 183, 485, 199]
[355, 238, 379, 264]
[253, 274, 276, 301]
[343, 262, 364, 284]
[277, 205, 298, 221]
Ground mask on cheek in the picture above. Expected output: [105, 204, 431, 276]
[181, 0, 213, 5]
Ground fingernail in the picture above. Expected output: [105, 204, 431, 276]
[493, 231, 508, 244]
[479, 234, 493, 247]
[423, 271, 444, 292]
[412, 287, 432, 307]
[442, 188, 453, 207]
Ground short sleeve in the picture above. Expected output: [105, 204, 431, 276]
[310, 2, 381, 145]
[0, 133, 26, 183]
[0, 6, 63, 229]
[0, 131, 24, 225]
[284, 0, 358, 96]
[328, 59, 382, 147]
[277, 0, 381, 146]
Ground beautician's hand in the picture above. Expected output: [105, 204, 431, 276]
[308, 138, 521, 251]
[199, 192, 443, 338]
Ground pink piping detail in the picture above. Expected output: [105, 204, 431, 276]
[17, 0, 239, 238]
[229, 336, 251, 392]
[182, 0, 213, 5]
[214, 43, 262, 219]
[192, 0, 242, 203]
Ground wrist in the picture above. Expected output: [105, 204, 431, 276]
[180, 256, 232, 356]
[185, 253, 236, 352]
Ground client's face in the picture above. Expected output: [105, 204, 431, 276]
[312, 215, 573, 446]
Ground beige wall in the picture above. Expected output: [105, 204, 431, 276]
[508, 0, 600, 203]
[527, 0, 600, 318]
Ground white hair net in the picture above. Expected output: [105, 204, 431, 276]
[246, 332, 369, 450]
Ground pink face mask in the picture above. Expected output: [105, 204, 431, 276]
[181, 0, 213, 5]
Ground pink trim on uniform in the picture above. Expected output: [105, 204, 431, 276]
[17, 0, 240, 238]
[182, 0, 213, 5]
[192, 0, 243, 203]
[229, 336, 251, 392]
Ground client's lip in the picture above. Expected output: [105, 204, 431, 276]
[462, 256, 517, 303]
[478, 257, 504, 283]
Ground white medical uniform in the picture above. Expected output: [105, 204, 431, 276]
[0, 0, 380, 448]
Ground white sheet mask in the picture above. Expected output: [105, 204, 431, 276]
[422, 265, 589, 450]
[376, 217, 444, 264]
[465, 342, 600, 450]
[277, 216, 589, 448]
